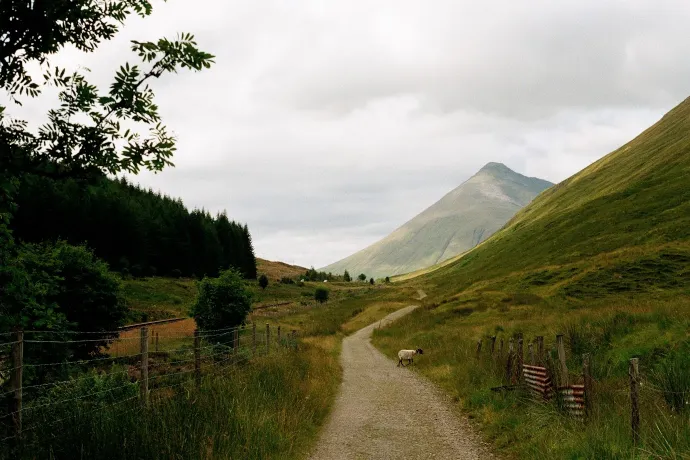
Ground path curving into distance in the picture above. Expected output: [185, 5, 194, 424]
[310, 305, 493, 460]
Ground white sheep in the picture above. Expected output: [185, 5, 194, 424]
[397, 348, 424, 367]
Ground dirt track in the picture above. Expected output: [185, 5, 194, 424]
[309, 305, 493, 460]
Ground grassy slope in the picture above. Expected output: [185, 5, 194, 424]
[417, 97, 690, 300]
[373, 97, 690, 458]
[256, 258, 307, 281]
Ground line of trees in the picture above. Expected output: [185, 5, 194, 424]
[12, 174, 257, 279]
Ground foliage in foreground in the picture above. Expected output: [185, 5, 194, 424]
[3, 346, 339, 460]
[0, 241, 127, 371]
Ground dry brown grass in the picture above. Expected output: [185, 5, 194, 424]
[256, 258, 307, 281]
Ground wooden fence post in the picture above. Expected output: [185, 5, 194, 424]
[252, 322, 257, 356]
[629, 358, 640, 445]
[517, 334, 524, 382]
[476, 339, 482, 359]
[277, 325, 281, 346]
[140, 327, 149, 406]
[155, 332, 159, 353]
[292, 330, 297, 350]
[499, 338, 504, 360]
[583, 353, 592, 420]
[490, 336, 496, 357]
[10, 331, 23, 439]
[536, 336, 544, 365]
[194, 329, 201, 388]
[505, 339, 514, 384]
[556, 334, 569, 386]
[266, 323, 270, 355]
[528, 342, 535, 366]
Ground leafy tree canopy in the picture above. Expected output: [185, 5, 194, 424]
[192, 269, 253, 332]
[1, 0, 214, 181]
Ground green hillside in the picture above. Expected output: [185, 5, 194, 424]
[418, 97, 690, 300]
[373, 97, 690, 458]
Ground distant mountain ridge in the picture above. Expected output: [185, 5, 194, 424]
[321, 163, 552, 278]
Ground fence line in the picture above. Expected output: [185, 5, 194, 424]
[478, 332, 674, 443]
[0, 321, 299, 444]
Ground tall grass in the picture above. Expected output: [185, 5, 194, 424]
[372, 295, 690, 458]
[4, 345, 339, 460]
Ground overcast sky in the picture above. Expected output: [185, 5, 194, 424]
[10, 0, 690, 267]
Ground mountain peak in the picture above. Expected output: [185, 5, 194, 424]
[320, 163, 552, 278]
[478, 162, 513, 174]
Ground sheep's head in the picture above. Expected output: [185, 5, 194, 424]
[416, 348, 424, 355]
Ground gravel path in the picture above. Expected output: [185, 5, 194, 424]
[309, 305, 493, 460]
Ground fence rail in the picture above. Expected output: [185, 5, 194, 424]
[0, 322, 298, 443]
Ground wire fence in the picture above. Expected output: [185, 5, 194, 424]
[473, 333, 690, 446]
[0, 321, 298, 444]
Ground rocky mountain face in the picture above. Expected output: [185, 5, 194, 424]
[321, 163, 553, 279]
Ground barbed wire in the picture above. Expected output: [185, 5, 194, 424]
[22, 351, 143, 369]
[25, 336, 141, 344]
[0, 327, 293, 439]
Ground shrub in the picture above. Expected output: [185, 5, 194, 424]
[259, 274, 269, 289]
[343, 270, 352, 282]
[369, 278, 374, 285]
[358, 273, 366, 281]
[385, 276, 390, 283]
[314, 287, 329, 304]
[192, 269, 253, 333]
[280, 276, 295, 284]
[170, 268, 182, 278]
[15, 241, 128, 361]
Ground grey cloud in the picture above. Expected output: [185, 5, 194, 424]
[6, 0, 688, 267]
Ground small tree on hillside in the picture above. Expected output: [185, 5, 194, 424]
[369, 278, 374, 285]
[314, 286, 329, 304]
[343, 270, 352, 282]
[192, 269, 252, 336]
[358, 273, 367, 282]
[385, 276, 390, 283]
[258, 274, 269, 290]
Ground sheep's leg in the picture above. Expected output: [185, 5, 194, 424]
[408, 358, 412, 365]
[398, 358, 402, 367]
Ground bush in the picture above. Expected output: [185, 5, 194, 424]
[369, 278, 374, 285]
[314, 287, 329, 304]
[343, 270, 352, 282]
[191, 269, 252, 333]
[14, 241, 128, 360]
[170, 268, 182, 278]
[258, 274, 269, 289]
[385, 276, 390, 283]
[280, 276, 295, 284]
[358, 273, 366, 281]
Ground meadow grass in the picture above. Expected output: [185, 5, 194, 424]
[3, 277, 417, 460]
[372, 291, 690, 458]
[9, 345, 339, 460]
